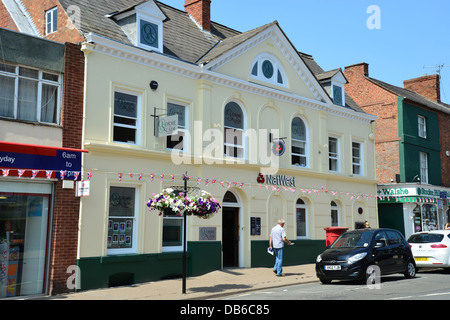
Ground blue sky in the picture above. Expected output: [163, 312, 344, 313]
[171, 0, 450, 104]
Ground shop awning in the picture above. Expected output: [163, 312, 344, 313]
[0, 141, 88, 180]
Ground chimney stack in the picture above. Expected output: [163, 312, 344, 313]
[184, 0, 211, 32]
[403, 74, 441, 102]
[344, 62, 369, 78]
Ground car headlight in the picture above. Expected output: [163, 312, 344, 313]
[316, 254, 322, 263]
[347, 252, 367, 264]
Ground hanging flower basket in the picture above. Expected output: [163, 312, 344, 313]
[147, 188, 220, 219]
[188, 191, 221, 219]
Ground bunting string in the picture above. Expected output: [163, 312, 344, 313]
[1, 168, 442, 204]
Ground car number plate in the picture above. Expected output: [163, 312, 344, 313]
[325, 265, 341, 270]
[414, 257, 429, 262]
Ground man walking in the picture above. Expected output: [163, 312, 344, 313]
[269, 219, 292, 277]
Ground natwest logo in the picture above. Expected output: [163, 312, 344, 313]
[257, 173, 296, 187]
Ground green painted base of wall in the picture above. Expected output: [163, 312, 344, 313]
[76, 240, 325, 291]
[77, 241, 221, 291]
[251, 240, 325, 267]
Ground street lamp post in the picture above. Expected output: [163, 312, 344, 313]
[182, 172, 188, 294]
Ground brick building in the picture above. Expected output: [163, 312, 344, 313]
[344, 62, 450, 237]
[0, 27, 85, 297]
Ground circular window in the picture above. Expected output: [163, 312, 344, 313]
[262, 60, 274, 79]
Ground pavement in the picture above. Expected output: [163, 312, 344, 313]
[43, 264, 317, 300]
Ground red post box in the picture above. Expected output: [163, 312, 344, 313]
[324, 227, 348, 247]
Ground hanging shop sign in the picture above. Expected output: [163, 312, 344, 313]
[272, 139, 286, 156]
[156, 114, 178, 137]
[0, 141, 87, 180]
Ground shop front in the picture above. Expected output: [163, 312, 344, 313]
[377, 184, 450, 239]
[0, 141, 86, 298]
[0, 181, 52, 297]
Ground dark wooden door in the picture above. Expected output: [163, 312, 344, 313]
[222, 207, 239, 267]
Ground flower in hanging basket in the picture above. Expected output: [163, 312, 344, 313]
[147, 188, 220, 219]
[147, 188, 186, 216]
[189, 190, 221, 219]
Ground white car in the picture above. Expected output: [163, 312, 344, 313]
[408, 230, 450, 269]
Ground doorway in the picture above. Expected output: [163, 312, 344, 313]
[222, 207, 239, 267]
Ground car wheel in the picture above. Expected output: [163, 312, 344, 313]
[404, 260, 416, 279]
[319, 278, 332, 284]
[365, 265, 378, 285]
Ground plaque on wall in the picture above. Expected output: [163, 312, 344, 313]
[199, 227, 216, 241]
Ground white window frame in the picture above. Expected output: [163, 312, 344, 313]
[418, 115, 427, 138]
[224, 101, 246, 160]
[296, 198, 308, 239]
[420, 151, 429, 184]
[291, 116, 309, 168]
[166, 101, 189, 153]
[162, 215, 186, 252]
[328, 136, 340, 172]
[331, 201, 340, 227]
[250, 53, 287, 87]
[107, 185, 139, 255]
[45, 7, 58, 35]
[112, 88, 141, 145]
[136, 13, 163, 52]
[0, 63, 61, 124]
[352, 141, 363, 175]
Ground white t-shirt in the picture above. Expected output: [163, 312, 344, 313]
[270, 224, 286, 249]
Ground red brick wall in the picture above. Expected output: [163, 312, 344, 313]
[47, 43, 85, 295]
[344, 63, 401, 184]
[18, 0, 84, 43]
[439, 113, 450, 187]
[0, 1, 19, 31]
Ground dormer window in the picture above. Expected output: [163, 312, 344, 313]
[316, 69, 347, 107]
[250, 54, 287, 87]
[109, 0, 165, 53]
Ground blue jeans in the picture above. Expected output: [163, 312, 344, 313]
[273, 247, 284, 276]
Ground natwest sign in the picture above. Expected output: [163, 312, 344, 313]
[257, 173, 296, 187]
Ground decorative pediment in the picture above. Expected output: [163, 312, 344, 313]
[198, 22, 332, 104]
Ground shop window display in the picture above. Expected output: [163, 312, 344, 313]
[413, 204, 438, 232]
[0, 191, 50, 297]
[107, 186, 137, 254]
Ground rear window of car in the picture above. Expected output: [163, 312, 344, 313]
[408, 233, 444, 243]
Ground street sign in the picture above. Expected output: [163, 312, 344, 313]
[76, 180, 90, 197]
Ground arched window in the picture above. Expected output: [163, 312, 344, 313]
[223, 191, 238, 203]
[224, 102, 245, 159]
[291, 117, 308, 167]
[331, 201, 340, 226]
[250, 54, 286, 87]
[296, 199, 308, 238]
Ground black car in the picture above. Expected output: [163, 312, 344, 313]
[316, 228, 416, 284]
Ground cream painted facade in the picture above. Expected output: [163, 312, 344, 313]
[78, 23, 377, 274]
